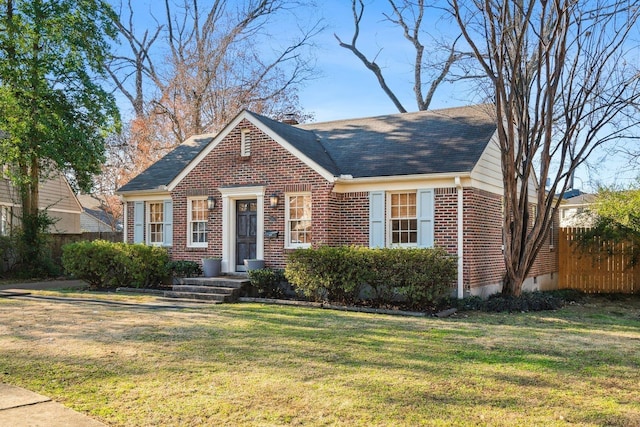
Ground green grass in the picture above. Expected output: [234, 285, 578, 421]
[0, 294, 639, 426]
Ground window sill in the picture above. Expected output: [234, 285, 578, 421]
[285, 244, 311, 250]
[187, 245, 208, 250]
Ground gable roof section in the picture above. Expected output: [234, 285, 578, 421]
[117, 105, 497, 194]
[249, 112, 341, 176]
[297, 105, 496, 178]
[117, 134, 214, 193]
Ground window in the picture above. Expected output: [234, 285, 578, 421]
[241, 129, 251, 157]
[147, 202, 164, 245]
[370, 190, 433, 248]
[389, 192, 418, 246]
[286, 193, 311, 248]
[188, 198, 208, 247]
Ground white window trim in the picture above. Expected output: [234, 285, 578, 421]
[285, 192, 312, 249]
[387, 191, 418, 248]
[187, 196, 208, 248]
[146, 201, 164, 246]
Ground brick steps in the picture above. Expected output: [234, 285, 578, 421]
[163, 276, 249, 303]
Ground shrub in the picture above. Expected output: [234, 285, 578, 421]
[371, 247, 457, 309]
[126, 244, 170, 288]
[62, 240, 169, 290]
[286, 246, 369, 304]
[450, 291, 580, 313]
[248, 268, 285, 299]
[167, 260, 202, 278]
[286, 246, 456, 308]
[484, 291, 568, 312]
[0, 234, 17, 275]
[62, 240, 117, 289]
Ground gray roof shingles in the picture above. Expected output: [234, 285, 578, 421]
[117, 135, 213, 193]
[296, 105, 496, 178]
[117, 105, 496, 193]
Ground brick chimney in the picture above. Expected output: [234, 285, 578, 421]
[282, 113, 299, 125]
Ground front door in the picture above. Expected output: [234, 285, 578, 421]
[236, 199, 257, 271]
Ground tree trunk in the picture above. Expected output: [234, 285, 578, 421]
[502, 262, 527, 297]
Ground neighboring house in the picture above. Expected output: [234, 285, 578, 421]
[559, 191, 596, 227]
[117, 105, 559, 297]
[77, 194, 123, 232]
[0, 169, 82, 235]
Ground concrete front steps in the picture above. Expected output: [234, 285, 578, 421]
[163, 276, 249, 303]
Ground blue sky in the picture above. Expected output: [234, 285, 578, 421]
[295, 0, 474, 122]
[111, 0, 637, 191]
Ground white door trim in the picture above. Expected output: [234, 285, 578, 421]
[219, 186, 265, 273]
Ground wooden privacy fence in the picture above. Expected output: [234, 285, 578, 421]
[559, 227, 639, 294]
[49, 231, 123, 263]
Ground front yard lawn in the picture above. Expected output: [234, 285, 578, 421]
[0, 293, 638, 426]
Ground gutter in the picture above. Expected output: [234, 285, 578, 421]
[333, 171, 472, 185]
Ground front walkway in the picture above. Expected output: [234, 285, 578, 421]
[0, 383, 105, 427]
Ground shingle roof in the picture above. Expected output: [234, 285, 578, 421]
[248, 112, 341, 176]
[295, 105, 496, 178]
[117, 105, 496, 193]
[117, 135, 213, 193]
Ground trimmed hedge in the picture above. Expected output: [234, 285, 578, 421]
[247, 268, 286, 299]
[285, 246, 457, 308]
[167, 260, 202, 279]
[62, 240, 169, 290]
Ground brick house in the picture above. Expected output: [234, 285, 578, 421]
[116, 105, 559, 297]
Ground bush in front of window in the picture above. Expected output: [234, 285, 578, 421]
[126, 244, 171, 288]
[285, 246, 369, 304]
[285, 246, 457, 309]
[388, 247, 457, 310]
[62, 240, 169, 290]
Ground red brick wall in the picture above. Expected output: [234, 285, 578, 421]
[333, 192, 369, 246]
[168, 119, 333, 269]
[125, 202, 134, 243]
[462, 188, 560, 291]
[463, 188, 504, 290]
[435, 188, 459, 256]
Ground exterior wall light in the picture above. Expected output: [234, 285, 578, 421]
[207, 195, 216, 210]
[269, 193, 279, 208]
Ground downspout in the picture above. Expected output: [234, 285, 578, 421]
[455, 176, 464, 299]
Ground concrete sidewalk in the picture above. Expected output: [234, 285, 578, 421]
[0, 383, 106, 426]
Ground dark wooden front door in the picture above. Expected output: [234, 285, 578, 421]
[236, 199, 257, 270]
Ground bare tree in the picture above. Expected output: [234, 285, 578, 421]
[451, 0, 640, 295]
[151, 0, 320, 142]
[335, 0, 481, 112]
[108, 0, 163, 118]
[102, 0, 320, 196]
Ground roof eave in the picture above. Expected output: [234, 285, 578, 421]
[116, 187, 171, 198]
[335, 171, 473, 185]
